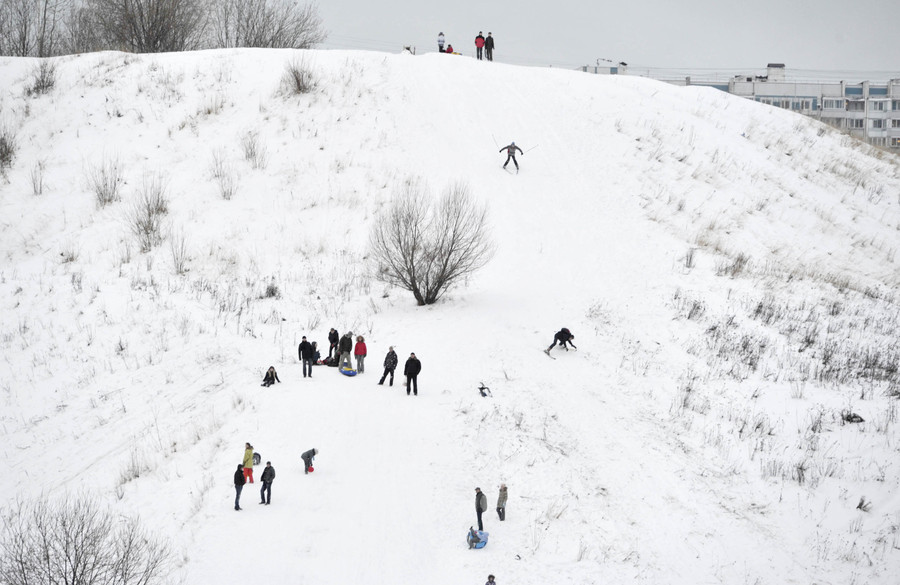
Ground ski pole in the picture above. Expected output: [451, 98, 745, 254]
[524, 144, 539, 153]
[491, 134, 499, 149]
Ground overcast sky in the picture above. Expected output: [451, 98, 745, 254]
[318, 0, 900, 81]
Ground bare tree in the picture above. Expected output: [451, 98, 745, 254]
[370, 180, 495, 305]
[0, 495, 175, 585]
[84, 0, 207, 53]
[0, 0, 69, 56]
[208, 0, 325, 49]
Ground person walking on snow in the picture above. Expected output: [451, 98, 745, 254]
[328, 328, 339, 359]
[299, 336, 315, 378]
[475, 487, 488, 530]
[496, 484, 508, 520]
[500, 142, 523, 171]
[438, 32, 445, 52]
[339, 331, 354, 369]
[259, 461, 275, 505]
[354, 335, 367, 373]
[546, 327, 576, 353]
[484, 32, 494, 61]
[233, 464, 245, 510]
[242, 442, 255, 483]
[404, 352, 421, 396]
[378, 346, 398, 386]
[301, 448, 318, 474]
[475, 31, 485, 60]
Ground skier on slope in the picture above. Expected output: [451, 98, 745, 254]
[545, 327, 576, 354]
[499, 142, 523, 171]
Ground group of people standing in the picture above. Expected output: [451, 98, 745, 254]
[233, 443, 317, 510]
[438, 31, 494, 61]
[325, 328, 423, 395]
[475, 484, 508, 531]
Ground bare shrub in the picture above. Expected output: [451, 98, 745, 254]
[0, 122, 16, 172]
[26, 60, 57, 95]
[170, 226, 189, 274]
[209, 0, 326, 48]
[210, 148, 238, 199]
[30, 159, 46, 194]
[87, 156, 124, 207]
[0, 495, 175, 585]
[83, 0, 207, 53]
[240, 130, 268, 169]
[370, 179, 495, 305]
[281, 57, 316, 95]
[129, 173, 169, 252]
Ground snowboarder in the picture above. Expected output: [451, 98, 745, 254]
[438, 32, 445, 52]
[261, 366, 281, 387]
[496, 484, 508, 520]
[475, 31, 485, 60]
[546, 328, 576, 353]
[354, 335, 367, 373]
[404, 352, 421, 396]
[499, 142, 523, 171]
[339, 332, 354, 369]
[259, 461, 275, 505]
[328, 328, 339, 359]
[299, 336, 315, 378]
[475, 487, 488, 531]
[484, 32, 494, 61]
[301, 448, 318, 474]
[378, 346, 398, 386]
[233, 464, 245, 510]
[242, 443, 255, 483]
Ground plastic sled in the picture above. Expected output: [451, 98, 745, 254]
[340, 367, 357, 377]
[467, 529, 488, 549]
[308, 466, 314, 473]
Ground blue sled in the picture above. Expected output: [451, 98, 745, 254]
[340, 367, 357, 377]
[467, 528, 488, 549]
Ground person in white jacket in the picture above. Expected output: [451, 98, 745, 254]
[438, 32, 445, 53]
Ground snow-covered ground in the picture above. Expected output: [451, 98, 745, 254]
[1, 48, 899, 585]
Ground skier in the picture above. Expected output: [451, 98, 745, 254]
[301, 448, 318, 474]
[496, 484, 508, 520]
[339, 331, 354, 369]
[261, 366, 281, 387]
[378, 346, 398, 386]
[438, 32, 445, 53]
[242, 442, 255, 483]
[484, 32, 494, 61]
[233, 464, 245, 511]
[475, 31, 485, 60]
[546, 327, 576, 353]
[475, 487, 488, 530]
[354, 335, 367, 373]
[404, 352, 421, 396]
[328, 328, 339, 359]
[499, 141, 523, 171]
[299, 336, 315, 378]
[259, 461, 275, 505]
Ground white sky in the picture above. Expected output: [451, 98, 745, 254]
[318, 0, 900, 81]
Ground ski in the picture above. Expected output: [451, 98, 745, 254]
[543, 349, 556, 360]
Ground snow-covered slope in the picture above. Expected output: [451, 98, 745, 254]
[1, 49, 899, 585]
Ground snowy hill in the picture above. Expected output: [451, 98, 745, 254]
[1, 49, 899, 585]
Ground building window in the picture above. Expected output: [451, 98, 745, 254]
[893, 119, 900, 128]
[847, 101, 865, 112]
[892, 137, 900, 148]
[849, 119, 865, 129]
[871, 101, 887, 111]
[823, 99, 844, 109]
[872, 119, 884, 129]
[893, 100, 900, 110]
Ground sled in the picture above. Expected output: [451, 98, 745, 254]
[467, 528, 488, 549]
[340, 367, 357, 377]
[308, 466, 314, 473]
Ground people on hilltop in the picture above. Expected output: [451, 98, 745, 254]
[445, 43, 455, 54]
[475, 31, 485, 60]
[404, 352, 421, 396]
[299, 336, 315, 378]
[438, 32, 445, 53]
[545, 327, 576, 354]
[354, 335, 367, 373]
[499, 141, 523, 171]
[485, 32, 494, 61]
[378, 346, 398, 386]
[261, 366, 281, 387]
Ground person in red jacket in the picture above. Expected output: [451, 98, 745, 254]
[445, 43, 454, 54]
[475, 32, 485, 60]
[354, 335, 367, 373]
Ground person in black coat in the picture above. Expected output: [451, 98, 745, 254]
[299, 336, 315, 378]
[233, 464, 246, 510]
[404, 352, 421, 396]
[339, 332, 354, 369]
[301, 448, 318, 474]
[475, 487, 488, 530]
[484, 32, 494, 61]
[378, 346, 398, 386]
[327, 328, 339, 358]
[261, 366, 281, 387]
[546, 328, 576, 353]
[259, 461, 275, 505]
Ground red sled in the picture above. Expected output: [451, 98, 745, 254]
[308, 466, 314, 473]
